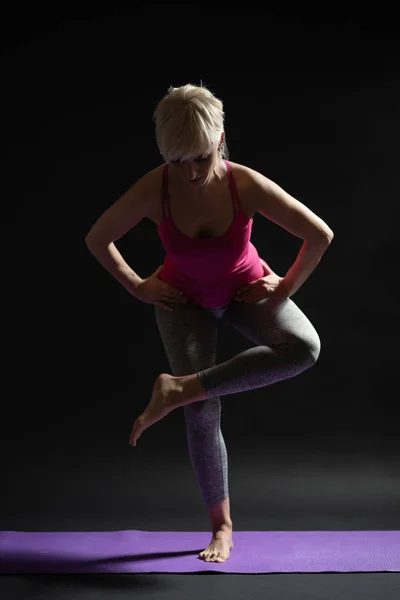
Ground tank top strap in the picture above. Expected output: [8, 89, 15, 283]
[223, 159, 242, 213]
[162, 160, 241, 218]
[161, 163, 171, 219]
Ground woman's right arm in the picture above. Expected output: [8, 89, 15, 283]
[85, 170, 156, 297]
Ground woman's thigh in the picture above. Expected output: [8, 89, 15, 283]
[222, 296, 321, 359]
[154, 302, 219, 375]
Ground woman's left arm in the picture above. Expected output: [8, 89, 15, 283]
[248, 169, 334, 298]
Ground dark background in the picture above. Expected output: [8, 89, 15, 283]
[1, 2, 400, 598]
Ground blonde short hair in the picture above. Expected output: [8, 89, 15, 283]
[153, 83, 228, 162]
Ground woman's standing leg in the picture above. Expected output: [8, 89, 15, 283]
[154, 302, 234, 562]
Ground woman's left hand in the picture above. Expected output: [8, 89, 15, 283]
[234, 259, 288, 303]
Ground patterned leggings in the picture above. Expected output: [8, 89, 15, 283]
[155, 296, 321, 506]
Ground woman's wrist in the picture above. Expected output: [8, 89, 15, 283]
[275, 277, 291, 298]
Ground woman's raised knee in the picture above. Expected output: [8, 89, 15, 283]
[274, 331, 320, 369]
[296, 332, 321, 367]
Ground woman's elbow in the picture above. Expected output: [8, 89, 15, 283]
[85, 231, 108, 250]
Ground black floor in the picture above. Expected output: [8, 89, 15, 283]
[1, 573, 400, 600]
[2, 433, 400, 599]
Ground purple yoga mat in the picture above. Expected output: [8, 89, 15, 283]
[0, 530, 399, 573]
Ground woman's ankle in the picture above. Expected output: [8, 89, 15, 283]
[207, 496, 233, 533]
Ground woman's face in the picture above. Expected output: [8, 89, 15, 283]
[170, 134, 224, 188]
[171, 151, 216, 187]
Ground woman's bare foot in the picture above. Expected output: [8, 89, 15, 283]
[199, 526, 234, 563]
[129, 373, 183, 446]
[129, 372, 208, 446]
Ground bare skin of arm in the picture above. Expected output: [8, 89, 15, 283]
[243, 167, 334, 298]
[85, 169, 157, 297]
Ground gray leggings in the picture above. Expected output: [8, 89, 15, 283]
[155, 296, 321, 507]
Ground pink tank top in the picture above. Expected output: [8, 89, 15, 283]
[157, 159, 266, 308]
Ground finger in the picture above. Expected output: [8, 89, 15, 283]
[239, 284, 256, 295]
[156, 302, 173, 312]
[172, 288, 184, 298]
[163, 293, 187, 303]
[162, 289, 185, 301]
[165, 291, 183, 300]
[235, 292, 247, 301]
[237, 286, 250, 296]
[260, 259, 271, 274]
[237, 284, 252, 295]
[242, 291, 258, 301]
[164, 285, 185, 300]
[244, 294, 265, 302]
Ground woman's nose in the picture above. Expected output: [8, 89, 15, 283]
[187, 164, 200, 180]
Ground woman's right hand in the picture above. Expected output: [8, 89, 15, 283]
[133, 265, 188, 312]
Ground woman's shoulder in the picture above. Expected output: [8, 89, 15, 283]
[227, 160, 267, 185]
[126, 163, 166, 221]
[228, 161, 262, 197]
[227, 160, 268, 214]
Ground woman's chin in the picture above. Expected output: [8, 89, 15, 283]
[189, 175, 206, 186]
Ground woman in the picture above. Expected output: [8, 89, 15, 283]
[85, 83, 333, 563]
